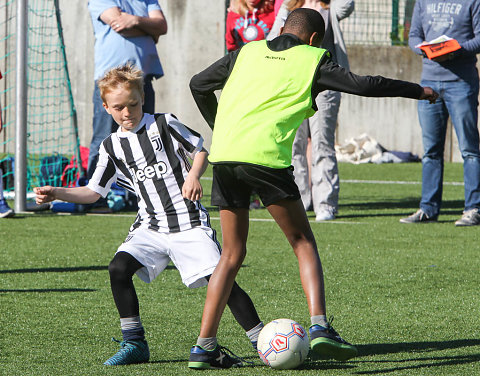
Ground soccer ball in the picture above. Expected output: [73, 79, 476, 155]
[257, 318, 309, 369]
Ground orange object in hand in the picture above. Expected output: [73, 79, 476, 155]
[420, 39, 461, 60]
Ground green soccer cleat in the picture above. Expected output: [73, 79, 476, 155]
[309, 323, 357, 361]
[103, 338, 150, 366]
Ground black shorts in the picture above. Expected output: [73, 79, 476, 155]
[211, 163, 301, 208]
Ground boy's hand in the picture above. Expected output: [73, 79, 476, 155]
[419, 87, 439, 104]
[34, 186, 56, 204]
[182, 174, 203, 202]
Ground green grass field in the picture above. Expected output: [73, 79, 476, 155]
[1, 162, 480, 375]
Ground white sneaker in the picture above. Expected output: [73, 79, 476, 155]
[455, 208, 480, 226]
[315, 209, 335, 221]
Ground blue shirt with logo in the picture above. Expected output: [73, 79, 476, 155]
[409, 0, 480, 81]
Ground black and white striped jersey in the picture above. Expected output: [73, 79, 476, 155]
[87, 113, 210, 233]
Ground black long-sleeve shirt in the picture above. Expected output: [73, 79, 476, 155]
[190, 33, 424, 129]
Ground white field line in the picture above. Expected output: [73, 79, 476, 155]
[15, 177, 461, 222]
[342, 179, 464, 186]
[79, 213, 364, 224]
[7, 177, 462, 200]
[201, 177, 464, 186]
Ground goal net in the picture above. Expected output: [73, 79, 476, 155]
[0, 0, 82, 197]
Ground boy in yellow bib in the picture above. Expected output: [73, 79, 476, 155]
[189, 8, 438, 369]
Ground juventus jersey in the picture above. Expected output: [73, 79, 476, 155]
[87, 113, 209, 233]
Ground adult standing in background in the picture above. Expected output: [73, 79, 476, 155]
[401, 0, 480, 226]
[268, 0, 354, 221]
[87, 0, 167, 179]
[226, 0, 275, 52]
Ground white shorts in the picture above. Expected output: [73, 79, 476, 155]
[116, 226, 221, 288]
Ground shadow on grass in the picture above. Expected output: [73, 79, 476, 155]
[0, 265, 108, 274]
[148, 357, 352, 371]
[357, 339, 480, 357]
[0, 265, 176, 274]
[352, 354, 480, 374]
[0, 288, 96, 293]
[116, 340, 480, 372]
[334, 198, 464, 219]
[350, 340, 480, 374]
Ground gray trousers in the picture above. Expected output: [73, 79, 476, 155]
[292, 90, 341, 213]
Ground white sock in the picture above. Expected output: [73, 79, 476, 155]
[120, 316, 142, 331]
[311, 315, 328, 327]
[246, 321, 264, 343]
[196, 337, 217, 351]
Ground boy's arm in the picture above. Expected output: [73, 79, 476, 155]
[34, 186, 101, 205]
[314, 58, 438, 103]
[182, 149, 208, 202]
[190, 50, 241, 129]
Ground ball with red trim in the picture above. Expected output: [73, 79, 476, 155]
[257, 318, 309, 369]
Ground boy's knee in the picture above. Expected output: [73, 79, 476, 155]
[222, 248, 246, 268]
[288, 233, 315, 249]
[108, 254, 132, 279]
[108, 258, 125, 279]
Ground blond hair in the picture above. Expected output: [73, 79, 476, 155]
[230, 0, 275, 17]
[98, 63, 144, 102]
[286, 0, 305, 11]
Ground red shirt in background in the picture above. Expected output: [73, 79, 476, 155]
[274, 0, 283, 15]
[226, 8, 275, 52]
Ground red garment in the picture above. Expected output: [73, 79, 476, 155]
[274, 0, 282, 15]
[226, 9, 275, 52]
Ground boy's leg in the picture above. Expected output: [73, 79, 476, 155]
[228, 281, 263, 349]
[109, 251, 144, 318]
[199, 207, 249, 338]
[266, 198, 357, 361]
[266, 198, 326, 316]
[204, 275, 263, 350]
[189, 207, 250, 369]
[105, 251, 150, 366]
[205, 275, 262, 336]
[227, 282, 262, 333]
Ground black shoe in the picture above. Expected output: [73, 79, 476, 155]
[310, 323, 357, 361]
[188, 345, 244, 369]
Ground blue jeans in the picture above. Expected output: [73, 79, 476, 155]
[87, 75, 156, 178]
[418, 79, 480, 216]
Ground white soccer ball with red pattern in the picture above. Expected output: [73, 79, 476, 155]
[257, 318, 309, 369]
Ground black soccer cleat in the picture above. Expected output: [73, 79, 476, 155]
[188, 344, 243, 369]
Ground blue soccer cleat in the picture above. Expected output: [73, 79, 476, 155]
[0, 199, 14, 218]
[103, 338, 150, 366]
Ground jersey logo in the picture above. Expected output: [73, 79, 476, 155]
[130, 162, 168, 183]
[148, 130, 162, 151]
[152, 137, 162, 151]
